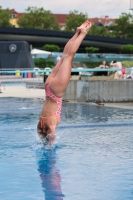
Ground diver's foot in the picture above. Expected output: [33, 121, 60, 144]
[80, 22, 92, 33]
[77, 20, 90, 30]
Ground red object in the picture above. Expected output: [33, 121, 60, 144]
[28, 72, 31, 78]
[122, 68, 126, 75]
[95, 102, 104, 106]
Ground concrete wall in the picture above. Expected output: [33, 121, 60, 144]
[63, 80, 77, 100]
[64, 80, 133, 102]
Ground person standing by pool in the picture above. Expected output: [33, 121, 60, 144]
[110, 60, 122, 79]
[37, 20, 92, 142]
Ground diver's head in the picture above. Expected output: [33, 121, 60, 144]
[37, 117, 56, 142]
[113, 60, 117, 63]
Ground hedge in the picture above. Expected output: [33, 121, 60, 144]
[34, 58, 54, 68]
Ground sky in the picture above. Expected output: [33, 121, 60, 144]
[0, 0, 132, 18]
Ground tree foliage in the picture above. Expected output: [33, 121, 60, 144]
[88, 25, 111, 37]
[42, 44, 60, 52]
[121, 44, 133, 54]
[18, 6, 60, 30]
[34, 58, 54, 68]
[34, 58, 46, 68]
[65, 10, 88, 32]
[85, 47, 99, 53]
[108, 13, 133, 39]
[122, 60, 133, 68]
[0, 6, 12, 27]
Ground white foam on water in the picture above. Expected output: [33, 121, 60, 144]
[18, 107, 35, 110]
[23, 127, 35, 130]
[33, 133, 57, 151]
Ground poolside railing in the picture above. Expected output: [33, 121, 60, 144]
[0, 67, 132, 74]
[0, 67, 132, 86]
[0, 68, 133, 103]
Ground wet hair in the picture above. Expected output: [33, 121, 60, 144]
[38, 132, 47, 140]
[113, 60, 117, 63]
[37, 121, 47, 138]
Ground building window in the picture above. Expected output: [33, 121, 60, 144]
[12, 14, 16, 18]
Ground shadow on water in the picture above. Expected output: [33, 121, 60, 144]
[35, 146, 65, 200]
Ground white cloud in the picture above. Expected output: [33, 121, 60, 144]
[0, 0, 131, 17]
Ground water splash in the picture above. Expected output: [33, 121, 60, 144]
[34, 133, 57, 151]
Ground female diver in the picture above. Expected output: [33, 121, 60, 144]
[37, 20, 92, 142]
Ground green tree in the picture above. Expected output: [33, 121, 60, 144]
[121, 44, 133, 54]
[85, 47, 99, 53]
[89, 25, 111, 37]
[65, 10, 88, 32]
[46, 60, 54, 68]
[34, 58, 46, 68]
[34, 58, 54, 68]
[18, 6, 60, 30]
[42, 44, 60, 52]
[108, 13, 133, 39]
[85, 47, 99, 57]
[0, 6, 12, 27]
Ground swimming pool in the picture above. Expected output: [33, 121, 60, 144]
[0, 97, 133, 200]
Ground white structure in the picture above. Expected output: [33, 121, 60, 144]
[130, 0, 133, 16]
[31, 48, 51, 56]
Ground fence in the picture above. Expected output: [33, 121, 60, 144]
[0, 68, 133, 102]
[0, 68, 133, 80]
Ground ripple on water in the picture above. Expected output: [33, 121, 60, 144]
[0, 98, 133, 199]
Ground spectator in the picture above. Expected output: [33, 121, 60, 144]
[98, 61, 109, 69]
[110, 60, 122, 79]
[97, 61, 109, 76]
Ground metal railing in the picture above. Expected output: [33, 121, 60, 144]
[0, 68, 132, 86]
[0, 68, 132, 74]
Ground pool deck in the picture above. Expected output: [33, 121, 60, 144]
[0, 85, 133, 109]
[104, 102, 133, 109]
[0, 85, 45, 99]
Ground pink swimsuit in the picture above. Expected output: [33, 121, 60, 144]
[45, 84, 62, 125]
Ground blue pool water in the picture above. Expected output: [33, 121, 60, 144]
[0, 97, 133, 200]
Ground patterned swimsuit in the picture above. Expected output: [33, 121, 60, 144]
[45, 84, 62, 125]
